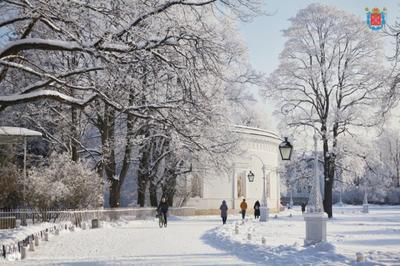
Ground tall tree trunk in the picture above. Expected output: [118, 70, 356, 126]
[323, 150, 335, 218]
[113, 86, 136, 207]
[99, 104, 118, 207]
[109, 179, 121, 207]
[137, 145, 150, 207]
[149, 178, 158, 207]
[163, 168, 177, 207]
[70, 104, 79, 162]
[322, 121, 338, 219]
[137, 175, 148, 207]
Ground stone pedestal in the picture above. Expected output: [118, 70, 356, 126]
[34, 235, 39, 246]
[259, 206, 269, 222]
[362, 204, 369, 213]
[21, 246, 27, 259]
[304, 212, 328, 246]
[28, 240, 34, 251]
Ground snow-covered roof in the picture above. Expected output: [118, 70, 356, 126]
[0, 126, 42, 143]
[233, 125, 282, 142]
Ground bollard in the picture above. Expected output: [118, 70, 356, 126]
[82, 222, 87, 230]
[235, 224, 239, 234]
[91, 219, 99, 229]
[289, 213, 293, 217]
[70, 225, 75, 232]
[29, 240, 34, 252]
[44, 232, 49, 241]
[34, 235, 39, 246]
[356, 252, 364, 262]
[21, 246, 27, 259]
[55, 229, 60, 236]
[247, 233, 252, 240]
[16, 219, 21, 228]
[362, 204, 369, 214]
[262, 237, 266, 244]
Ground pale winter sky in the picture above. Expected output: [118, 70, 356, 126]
[240, 0, 400, 130]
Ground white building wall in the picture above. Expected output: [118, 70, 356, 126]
[187, 126, 283, 213]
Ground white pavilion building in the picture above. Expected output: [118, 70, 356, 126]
[186, 125, 283, 215]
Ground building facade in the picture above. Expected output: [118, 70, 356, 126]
[186, 125, 283, 214]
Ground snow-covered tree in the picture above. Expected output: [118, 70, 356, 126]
[0, 145, 20, 208]
[263, 4, 388, 217]
[1, 0, 264, 208]
[23, 153, 103, 209]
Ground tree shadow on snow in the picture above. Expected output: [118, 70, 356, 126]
[200, 227, 371, 266]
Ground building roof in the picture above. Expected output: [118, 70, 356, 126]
[0, 126, 42, 143]
[233, 125, 282, 142]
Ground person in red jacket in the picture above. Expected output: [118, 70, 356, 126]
[240, 199, 247, 220]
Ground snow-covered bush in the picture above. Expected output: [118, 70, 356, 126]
[0, 162, 20, 208]
[341, 188, 364, 205]
[387, 188, 400, 204]
[24, 153, 103, 209]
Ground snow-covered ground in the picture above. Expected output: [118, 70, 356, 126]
[1, 205, 399, 265]
[216, 205, 400, 265]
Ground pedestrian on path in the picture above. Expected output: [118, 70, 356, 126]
[240, 199, 247, 220]
[253, 200, 260, 219]
[157, 197, 169, 227]
[219, 200, 228, 225]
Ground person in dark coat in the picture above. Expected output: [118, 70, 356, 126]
[301, 202, 307, 213]
[219, 200, 228, 224]
[157, 197, 169, 227]
[253, 200, 260, 219]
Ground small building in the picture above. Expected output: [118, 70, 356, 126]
[186, 125, 283, 214]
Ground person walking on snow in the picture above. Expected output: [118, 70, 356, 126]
[157, 197, 169, 227]
[254, 200, 260, 219]
[219, 200, 228, 224]
[240, 199, 247, 220]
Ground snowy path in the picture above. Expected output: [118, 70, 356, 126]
[4, 206, 400, 265]
[15, 216, 253, 266]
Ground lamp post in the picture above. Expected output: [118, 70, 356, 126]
[279, 137, 293, 161]
[303, 128, 328, 245]
[247, 171, 255, 182]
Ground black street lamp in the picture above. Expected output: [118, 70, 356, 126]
[247, 171, 255, 182]
[279, 137, 293, 160]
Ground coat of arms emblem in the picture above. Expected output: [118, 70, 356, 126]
[366, 7, 386, 31]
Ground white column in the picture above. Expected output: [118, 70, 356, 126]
[362, 187, 369, 213]
[260, 165, 269, 222]
[232, 163, 236, 210]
